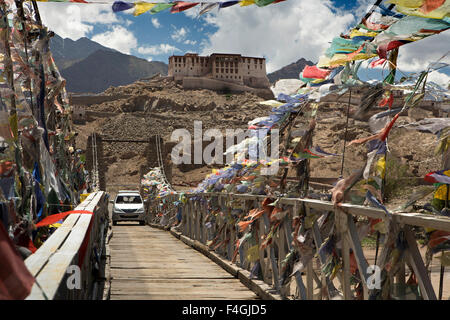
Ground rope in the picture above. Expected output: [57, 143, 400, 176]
[91, 133, 100, 191]
[155, 134, 174, 192]
[340, 88, 352, 178]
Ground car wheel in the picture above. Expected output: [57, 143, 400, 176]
[139, 221, 145, 226]
[113, 221, 117, 226]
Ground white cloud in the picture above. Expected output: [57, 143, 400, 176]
[171, 27, 188, 42]
[396, 32, 450, 72]
[184, 39, 197, 45]
[151, 18, 161, 29]
[137, 44, 181, 56]
[92, 26, 138, 54]
[427, 70, 450, 89]
[38, 3, 120, 40]
[199, 0, 355, 73]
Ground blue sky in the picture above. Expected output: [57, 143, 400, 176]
[37, 0, 449, 86]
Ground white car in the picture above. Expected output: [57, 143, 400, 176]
[112, 190, 145, 225]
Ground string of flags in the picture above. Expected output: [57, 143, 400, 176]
[34, 0, 289, 17]
[112, 0, 288, 16]
[300, 0, 450, 85]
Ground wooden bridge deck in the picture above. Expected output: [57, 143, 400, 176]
[109, 224, 259, 300]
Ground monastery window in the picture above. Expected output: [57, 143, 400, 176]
[235, 69, 238, 73]
[230, 69, 233, 74]
[216, 68, 219, 73]
[221, 68, 224, 73]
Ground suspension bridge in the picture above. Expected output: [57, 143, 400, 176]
[23, 133, 450, 300]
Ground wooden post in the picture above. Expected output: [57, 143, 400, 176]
[255, 200, 268, 284]
[346, 215, 370, 299]
[262, 210, 281, 292]
[336, 208, 352, 299]
[284, 209, 307, 300]
[404, 225, 437, 300]
[312, 219, 340, 299]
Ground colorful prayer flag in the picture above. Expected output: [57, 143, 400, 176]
[171, 1, 199, 13]
[112, 1, 135, 13]
[133, 2, 156, 16]
[425, 169, 450, 184]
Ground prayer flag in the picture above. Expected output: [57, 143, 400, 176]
[112, 1, 135, 13]
[171, 1, 199, 13]
[133, 2, 156, 16]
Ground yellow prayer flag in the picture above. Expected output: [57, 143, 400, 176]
[134, 2, 156, 16]
[240, 0, 256, 6]
[375, 156, 386, 179]
[246, 245, 260, 262]
[349, 28, 379, 38]
[394, 1, 450, 20]
[434, 184, 450, 200]
[386, 0, 423, 8]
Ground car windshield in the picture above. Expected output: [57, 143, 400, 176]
[115, 195, 142, 204]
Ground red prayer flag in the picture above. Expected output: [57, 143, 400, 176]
[34, 210, 93, 228]
[171, 1, 199, 13]
[421, 0, 445, 13]
[302, 65, 331, 79]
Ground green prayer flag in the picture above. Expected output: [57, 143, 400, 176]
[255, 0, 276, 7]
[150, 3, 175, 14]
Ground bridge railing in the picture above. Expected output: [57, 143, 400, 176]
[152, 192, 450, 300]
[24, 191, 109, 300]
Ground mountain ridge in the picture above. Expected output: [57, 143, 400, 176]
[50, 34, 168, 93]
[268, 58, 314, 83]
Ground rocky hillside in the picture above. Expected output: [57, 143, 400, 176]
[268, 58, 314, 83]
[74, 77, 444, 202]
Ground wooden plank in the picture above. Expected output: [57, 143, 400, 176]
[109, 225, 259, 300]
[404, 225, 437, 300]
[312, 220, 340, 299]
[110, 293, 259, 300]
[26, 191, 105, 300]
[336, 208, 352, 300]
[32, 214, 93, 299]
[284, 215, 307, 300]
[206, 193, 450, 232]
[346, 215, 370, 299]
[25, 214, 80, 276]
[306, 260, 314, 300]
[262, 211, 281, 291]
